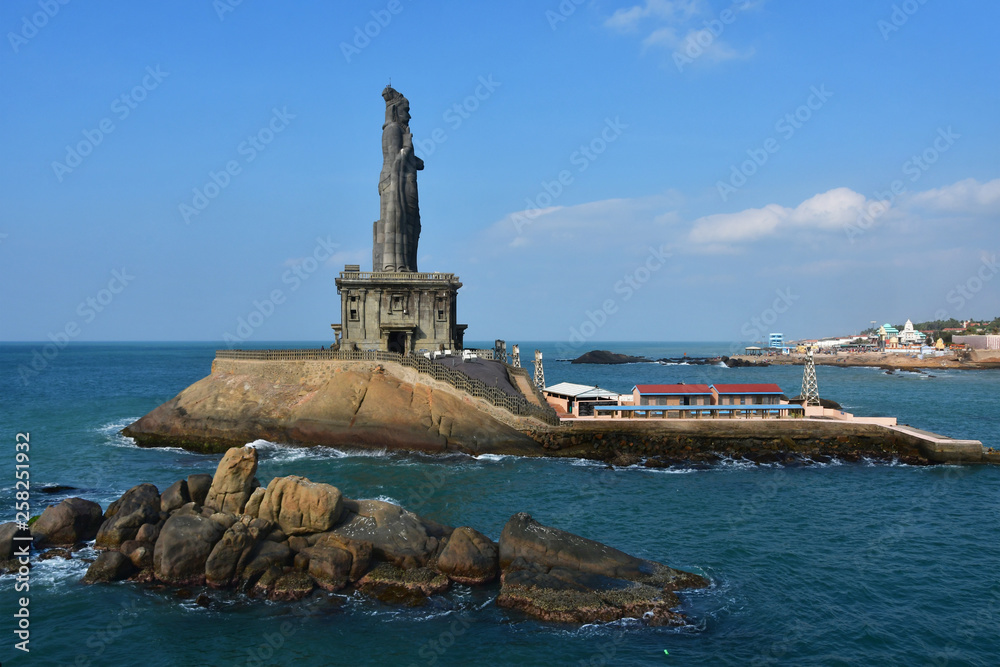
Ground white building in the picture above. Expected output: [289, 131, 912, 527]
[898, 319, 925, 345]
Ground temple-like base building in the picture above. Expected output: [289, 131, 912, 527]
[333, 265, 466, 353]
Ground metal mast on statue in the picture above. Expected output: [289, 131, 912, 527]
[801, 347, 820, 406]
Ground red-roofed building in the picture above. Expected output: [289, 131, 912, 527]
[632, 384, 714, 407]
[711, 383, 785, 406]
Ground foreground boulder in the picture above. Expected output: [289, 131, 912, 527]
[257, 476, 343, 535]
[205, 520, 258, 587]
[435, 526, 498, 584]
[332, 499, 451, 569]
[160, 480, 190, 513]
[204, 446, 258, 514]
[0, 522, 32, 573]
[83, 551, 137, 583]
[95, 484, 160, 550]
[187, 474, 213, 506]
[496, 513, 707, 625]
[31, 497, 103, 548]
[153, 512, 226, 585]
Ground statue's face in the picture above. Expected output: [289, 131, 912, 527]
[398, 103, 410, 125]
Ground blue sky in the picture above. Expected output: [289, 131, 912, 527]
[2, 0, 998, 347]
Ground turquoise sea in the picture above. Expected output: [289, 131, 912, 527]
[2, 341, 999, 666]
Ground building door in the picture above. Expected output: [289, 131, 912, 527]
[388, 332, 406, 353]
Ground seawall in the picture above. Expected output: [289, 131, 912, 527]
[522, 419, 989, 465]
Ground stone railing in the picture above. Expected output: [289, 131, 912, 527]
[215, 348, 559, 426]
[337, 271, 458, 282]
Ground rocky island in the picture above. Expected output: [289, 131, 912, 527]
[121, 87, 997, 475]
[5, 446, 708, 626]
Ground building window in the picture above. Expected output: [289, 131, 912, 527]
[349, 309, 359, 321]
[392, 294, 404, 312]
[436, 297, 446, 321]
[349, 296, 359, 321]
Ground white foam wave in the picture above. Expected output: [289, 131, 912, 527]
[568, 459, 610, 469]
[19, 546, 94, 586]
[248, 440, 387, 462]
[97, 418, 140, 449]
[637, 467, 697, 475]
[472, 453, 513, 462]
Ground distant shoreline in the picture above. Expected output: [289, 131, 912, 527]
[731, 351, 1000, 371]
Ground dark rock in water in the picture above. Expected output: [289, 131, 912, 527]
[83, 551, 136, 584]
[357, 563, 450, 604]
[37, 485, 78, 495]
[434, 526, 498, 585]
[160, 480, 190, 513]
[571, 350, 648, 365]
[0, 522, 33, 561]
[120, 540, 155, 570]
[309, 533, 372, 582]
[301, 545, 353, 591]
[38, 548, 73, 561]
[187, 474, 213, 507]
[332, 499, 451, 570]
[723, 356, 769, 368]
[240, 540, 292, 587]
[31, 497, 103, 548]
[496, 513, 707, 625]
[153, 513, 226, 585]
[270, 571, 315, 601]
[205, 521, 258, 588]
[96, 484, 160, 550]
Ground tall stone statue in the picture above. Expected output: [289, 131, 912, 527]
[374, 85, 423, 272]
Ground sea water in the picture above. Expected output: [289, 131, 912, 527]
[1, 342, 998, 666]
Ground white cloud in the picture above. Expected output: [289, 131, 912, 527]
[607, 0, 759, 70]
[688, 187, 872, 245]
[909, 177, 1000, 213]
[605, 0, 702, 32]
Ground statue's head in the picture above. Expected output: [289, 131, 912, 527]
[382, 85, 410, 126]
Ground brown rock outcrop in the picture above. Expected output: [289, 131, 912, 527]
[435, 526, 498, 584]
[332, 499, 451, 569]
[153, 513, 226, 585]
[257, 476, 343, 535]
[31, 497, 103, 548]
[95, 484, 160, 550]
[204, 446, 258, 514]
[121, 360, 542, 456]
[496, 513, 707, 625]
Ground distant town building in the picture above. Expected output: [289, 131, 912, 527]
[898, 319, 926, 345]
[952, 335, 1000, 350]
[769, 333, 784, 348]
